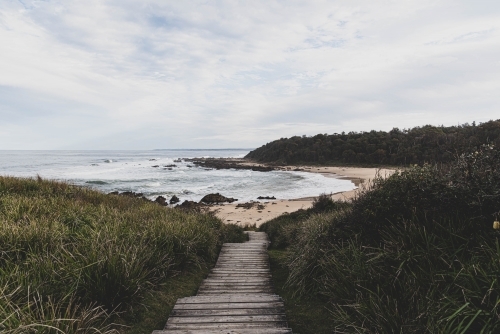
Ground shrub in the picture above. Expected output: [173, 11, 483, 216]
[264, 144, 500, 332]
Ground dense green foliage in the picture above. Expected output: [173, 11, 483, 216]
[260, 144, 500, 333]
[0, 177, 245, 333]
[247, 120, 500, 165]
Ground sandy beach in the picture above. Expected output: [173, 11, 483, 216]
[210, 164, 396, 227]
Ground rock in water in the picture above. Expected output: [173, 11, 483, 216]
[155, 196, 167, 205]
[200, 193, 237, 204]
[169, 195, 180, 204]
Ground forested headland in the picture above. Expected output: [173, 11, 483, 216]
[246, 120, 500, 165]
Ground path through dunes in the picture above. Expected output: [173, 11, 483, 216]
[152, 231, 292, 333]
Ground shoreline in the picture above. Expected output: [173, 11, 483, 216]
[206, 159, 395, 227]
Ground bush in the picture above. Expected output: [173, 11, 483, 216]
[264, 144, 500, 332]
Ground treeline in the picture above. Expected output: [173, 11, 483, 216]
[246, 120, 500, 165]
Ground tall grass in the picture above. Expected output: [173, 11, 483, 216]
[0, 176, 244, 333]
[261, 144, 500, 332]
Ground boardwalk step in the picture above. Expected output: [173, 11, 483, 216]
[153, 330, 292, 334]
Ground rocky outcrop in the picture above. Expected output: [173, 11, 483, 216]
[186, 158, 276, 172]
[119, 191, 144, 198]
[176, 200, 208, 212]
[169, 195, 180, 204]
[200, 193, 237, 204]
[155, 196, 167, 205]
[257, 196, 276, 200]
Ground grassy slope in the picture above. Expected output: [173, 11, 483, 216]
[0, 176, 245, 333]
[261, 144, 500, 333]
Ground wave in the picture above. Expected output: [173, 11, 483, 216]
[85, 180, 109, 185]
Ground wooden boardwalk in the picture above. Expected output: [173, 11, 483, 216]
[152, 231, 292, 334]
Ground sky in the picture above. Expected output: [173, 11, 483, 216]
[1, 0, 499, 149]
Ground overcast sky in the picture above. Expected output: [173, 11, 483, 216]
[1, 0, 499, 149]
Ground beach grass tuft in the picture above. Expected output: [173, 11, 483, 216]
[0, 176, 245, 333]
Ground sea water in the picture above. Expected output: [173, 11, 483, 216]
[0, 150, 356, 202]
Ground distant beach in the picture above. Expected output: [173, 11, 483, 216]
[207, 160, 395, 227]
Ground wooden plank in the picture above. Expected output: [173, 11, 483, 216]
[170, 307, 285, 317]
[207, 275, 272, 279]
[154, 329, 292, 334]
[202, 280, 272, 284]
[200, 282, 271, 287]
[172, 301, 285, 310]
[167, 314, 287, 324]
[176, 295, 282, 304]
[211, 269, 270, 272]
[197, 290, 274, 295]
[165, 322, 289, 330]
[154, 329, 291, 334]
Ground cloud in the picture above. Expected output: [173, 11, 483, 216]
[1, 0, 499, 149]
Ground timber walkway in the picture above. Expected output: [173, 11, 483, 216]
[153, 231, 292, 334]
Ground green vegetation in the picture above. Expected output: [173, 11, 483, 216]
[261, 144, 500, 333]
[268, 249, 335, 334]
[246, 120, 500, 165]
[0, 176, 245, 333]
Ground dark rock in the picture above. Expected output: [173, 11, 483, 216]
[186, 165, 193, 168]
[257, 196, 276, 200]
[186, 158, 276, 172]
[152, 165, 159, 168]
[155, 196, 167, 205]
[109, 191, 119, 195]
[170, 195, 180, 204]
[200, 193, 237, 204]
[173, 158, 182, 162]
[149, 159, 157, 161]
[176, 200, 207, 212]
[163, 164, 177, 167]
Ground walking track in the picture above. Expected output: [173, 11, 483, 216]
[152, 231, 292, 334]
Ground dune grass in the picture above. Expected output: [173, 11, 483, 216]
[0, 176, 245, 333]
[261, 144, 500, 333]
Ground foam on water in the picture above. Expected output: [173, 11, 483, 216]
[0, 150, 356, 202]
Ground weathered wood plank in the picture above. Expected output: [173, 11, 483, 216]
[154, 329, 292, 334]
[172, 301, 285, 310]
[154, 329, 291, 334]
[170, 307, 285, 317]
[200, 282, 271, 287]
[197, 290, 275, 295]
[165, 322, 289, 330]
[175, 295, 282, 304]
[167, 314, 286, 324]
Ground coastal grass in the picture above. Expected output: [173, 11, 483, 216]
[268, 249, 334, 334]
[261, 144, 500, 333]
[123, 268, 209, 334]
[0, 176, 245, 333]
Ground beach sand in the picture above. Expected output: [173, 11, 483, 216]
[210, 165, 395, 227]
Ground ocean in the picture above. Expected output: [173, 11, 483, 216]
[0, 150, 355, 202]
